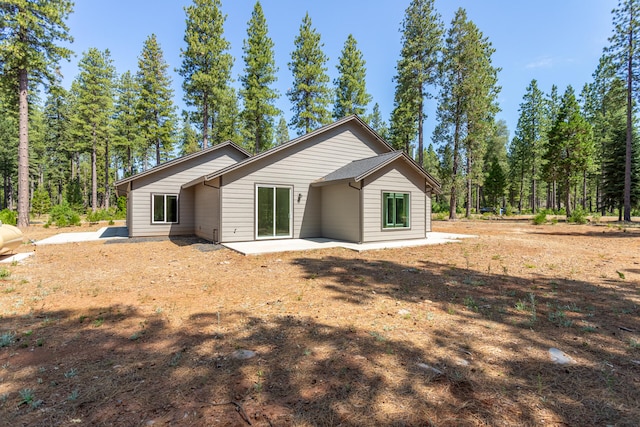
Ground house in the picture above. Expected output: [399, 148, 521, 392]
[115, 115, 440, 244]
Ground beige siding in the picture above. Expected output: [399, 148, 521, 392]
[320, 183, 360, 242]
[362, 162, 426, 243]
[128, 149, 245, 237]
[193, 183, 219, 241]
[220, 123, 386, 242]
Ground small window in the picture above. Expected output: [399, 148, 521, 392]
[383, 192, 409, 228]
[152, 194, 178, 224]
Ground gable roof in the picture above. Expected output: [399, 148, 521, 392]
[182, 114, 392, 189]
[313, 151, 441, 192]
[115, 141, 250, 192]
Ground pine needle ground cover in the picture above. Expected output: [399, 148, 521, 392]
[1, 220, 639, 426]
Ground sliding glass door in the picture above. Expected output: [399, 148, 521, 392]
[256, 185, 292, 239]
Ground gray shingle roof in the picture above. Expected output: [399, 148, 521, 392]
[315, 151, 403, 183]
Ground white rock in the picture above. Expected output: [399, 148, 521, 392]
[549, 347, 574, 364]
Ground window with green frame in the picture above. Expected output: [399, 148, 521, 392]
[383, 192, 409, 228]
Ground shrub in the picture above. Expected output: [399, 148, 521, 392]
[568, 207, 588, 224]
[0, 209, 17, 225]
[503, 205, 515, 216]
[31, 185, 51, 217]
[47, 202, 81, 227]
[532, 211, 547, 225]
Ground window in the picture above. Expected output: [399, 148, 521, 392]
[256, 185, 291, 238]
[383, 192, 409, 228]
[152, 194, 178, 223]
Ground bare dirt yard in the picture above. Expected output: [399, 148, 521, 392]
[1, 219, 639, 426]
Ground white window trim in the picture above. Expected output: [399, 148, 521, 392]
[255, 184, 293, 240]
[382, 191, 410, 229]
[151, 193, 179, 224]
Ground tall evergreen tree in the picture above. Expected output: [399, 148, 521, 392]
[178, 0, 234, 149]
[137, 34, 176, 167]
[460, 15, 500, 217]
[600, 78, 640, 215]
[179, 114, 200, 156]
[240, 1, 279, 154]
[113, 71, 141, 178]
[434, 8, 499, 219]
[43, 82, 71, 203]
[0, 0, 73, 226]
[275, 116, 289, 145]
[544, 86, 594, 217]
[391, 0, 443, 166]
[607, 0, 640, 221]
[514, 80, 546, 212]
[333, 34, 371, 120]
[287, 13, 331, 135]
[71, 48, 115, 212]
[368, 103, 389, 140]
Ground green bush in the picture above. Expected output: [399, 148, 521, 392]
[568, 207, 588, 224]
[47, 203, 80, 227]
[532, 211, 547, 225]
[503, 205, 515, 216]
[86, 205, 126, 223]
[0, 208, 17, 225]
[31, 185, 51, 217]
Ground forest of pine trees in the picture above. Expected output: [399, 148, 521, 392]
[0, 0, 639, 227]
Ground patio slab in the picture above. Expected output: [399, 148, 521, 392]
[35, 226, 128, 245]
[222, 231, 476, 255]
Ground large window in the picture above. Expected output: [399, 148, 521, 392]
[256, 185, 291, 239]
[152, 194, 178, 223]
[383, 192, 409, 228]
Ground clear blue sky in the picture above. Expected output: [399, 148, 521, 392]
[58, 0, 614, 144]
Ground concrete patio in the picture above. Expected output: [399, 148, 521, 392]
[222, 232, 476, 255]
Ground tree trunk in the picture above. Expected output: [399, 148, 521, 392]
[582, 170, 587, 211]
[92, 124, 98, 212]
[624, 10, 633, 221]
[104, 136, 110, 210]
[466, 156, 472, 218]
[17, 67, 30, 227]
[202, 93, 209, 149]
[417, 89, 424, 168]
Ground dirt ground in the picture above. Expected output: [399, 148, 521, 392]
[0, 218, 639, 426]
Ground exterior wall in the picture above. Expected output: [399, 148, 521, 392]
[426, 192, 432, 232]
[361, 162, 427, 243]
[193, 183, 219, 242]
[320, 183, 360, 242]
[127, 149, 246, 237]
[219, 123, 387, 242]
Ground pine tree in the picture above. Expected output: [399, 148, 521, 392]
[71, 48, 115, 212]
[137, 34, 176, 167]
[607, 0, 640, 221]
[113, 71, 141, 178]
[43, 82, 71, 203]
[514, 80, 546, 212]
[460, 14, 500, 217]
[544, 86, 594, 217]
[275, 116, 289, 145]
[178, 0, 234, 149]
[31, 183, 50, 216]
[287, 13, 331, 135]
[392, 0, 443, 166]
[240, 1, 279, 154]
[333, 34, 371, 120]
[434, 8, 499, 219]
[600, 78, 640, 215]
[179, 115, 200, 156]
[0, 0, 73, 226]
[368, 103, 389, 140]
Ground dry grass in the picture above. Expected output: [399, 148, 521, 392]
[0, 219, 639, 426]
